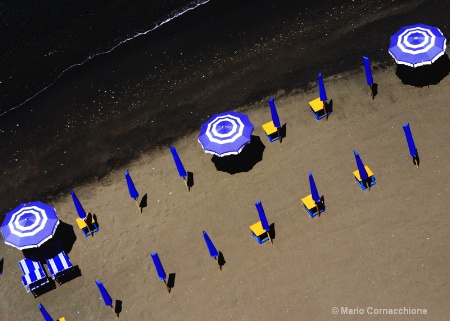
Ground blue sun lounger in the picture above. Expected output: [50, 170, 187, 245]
[18, 257, 50, 297]
[43, 243, 75, 285]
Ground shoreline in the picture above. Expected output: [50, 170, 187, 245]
[1, 0, 448, 216]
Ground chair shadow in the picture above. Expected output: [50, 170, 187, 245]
[139, 194, 148, 212]
[167, 273, 176, 290]
[211, 135, 265, 174]
[115, 300, 123, 317]
[92, 213, 100, 230]
[327, 99, 334, 114]
[187, 172, 194, 191]
[32, 279, 57, 298]
[0, 257, 3, 275]
[218, 251, 226, 270]
[396, 54, 450, 87]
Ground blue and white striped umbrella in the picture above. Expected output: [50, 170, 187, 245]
[0, 201, 59, 250]
[389, 24, 447, 67]
[198, 111, 254, 157]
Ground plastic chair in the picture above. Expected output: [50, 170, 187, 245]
[301, 194, 324, 218]
[308, 97, 330, 121]
[262, 121, 281, 142]
[18, 257, 49, 297]
[76, 215, 99, 237]
[353, 166, 376, 191]
[250, 221, 270, 244]
[43, 242, 75, 285]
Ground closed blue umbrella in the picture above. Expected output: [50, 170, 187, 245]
[309, 172, 320, 203]
[353, 151, 369, 181]
[70, 190, 87, 219]
[198, 111, 254, 157]
[169, 146, 189, 190]
[125, 170, 140, 213]
[268, 98, 281, 129]
[268, 98, 282, 143]
[39, 304, 54, 321]
[363, 56, 374, 99]
[169, 146, 187, 178]
[389, 24, 446, 67]
[95, 280, 118, 317]
[255, 201, 272, 244]
[203, 231, 221, 270]
[150, 253, 170, 293]
[318, 73, 329, 120]
[403, 123, 419, 168]
[1, 201, 59, 250]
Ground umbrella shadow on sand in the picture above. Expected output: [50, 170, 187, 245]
[211, 135, 265, 174]
[396, 54, 450, 87]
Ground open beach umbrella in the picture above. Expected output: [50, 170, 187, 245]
[70, 190, 87, 219]
[389, 24, 446, 67]
[353, 151, 369, 181]
[198, 111, 254, 157]
[202, 231, 220, 270]
[125, 170, 140, 213]
[255, 201, 272, 244]
[150, 252, 170, 293]
[1, 201, 59, 250]
[95, 280, 118, 317]
[402, 123, 419, 168]
[39, 304, 54, 321]
[363, 56, 374, 99]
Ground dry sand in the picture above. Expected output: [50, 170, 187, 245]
[0, 64, 449, 321]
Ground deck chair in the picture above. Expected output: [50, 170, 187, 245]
[18, 257, 50, 297]
[76, 212, 99, 237]
[43, 242, 75, 285]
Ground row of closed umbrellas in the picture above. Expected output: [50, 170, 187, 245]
[0, 23, 446, 319]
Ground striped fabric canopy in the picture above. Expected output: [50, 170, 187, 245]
[198, 111, 254, 157]
[389, 24, 447, 67]
[1, 201, 59, 250]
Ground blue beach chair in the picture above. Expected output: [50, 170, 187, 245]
[18, 257, 50, 297]
[43, 243, 75, 285]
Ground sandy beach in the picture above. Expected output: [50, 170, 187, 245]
[1, 62, 449, 320]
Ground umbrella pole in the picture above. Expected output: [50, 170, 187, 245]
[277, 128, 282, 143]
[135, 199, 141, 213]
[163, 280, 171, 293]
[110, 305, 119, 318]
[183, 176, 189, 191]
[323, 102, 328, 121]
[215, 257, 222, 271]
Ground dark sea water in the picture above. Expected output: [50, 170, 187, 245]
[0, 0, 448, 215]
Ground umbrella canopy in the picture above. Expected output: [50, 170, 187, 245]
[39, 304, 54, 321]
[150, 252, 167, 281]
[309, 172, 320, 203]
[255, 201, 270, 232]
[70, 190, 87, 219]
[389, 24, 447, 67]
[125, 170, 139, 200]
[95, 280, 113, 307]
[169, 146, 187, 178]
[1, 201, 59, 250]
[353, 151, 369, 181]
[402, 123, 417, 157]
[318, 73, 328, 102]
[202, 231, 219, 258]
[198, 111, 254, 157]
[268, 98, 281, 128]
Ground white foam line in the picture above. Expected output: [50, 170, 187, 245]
[0, 0, 210, 118]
